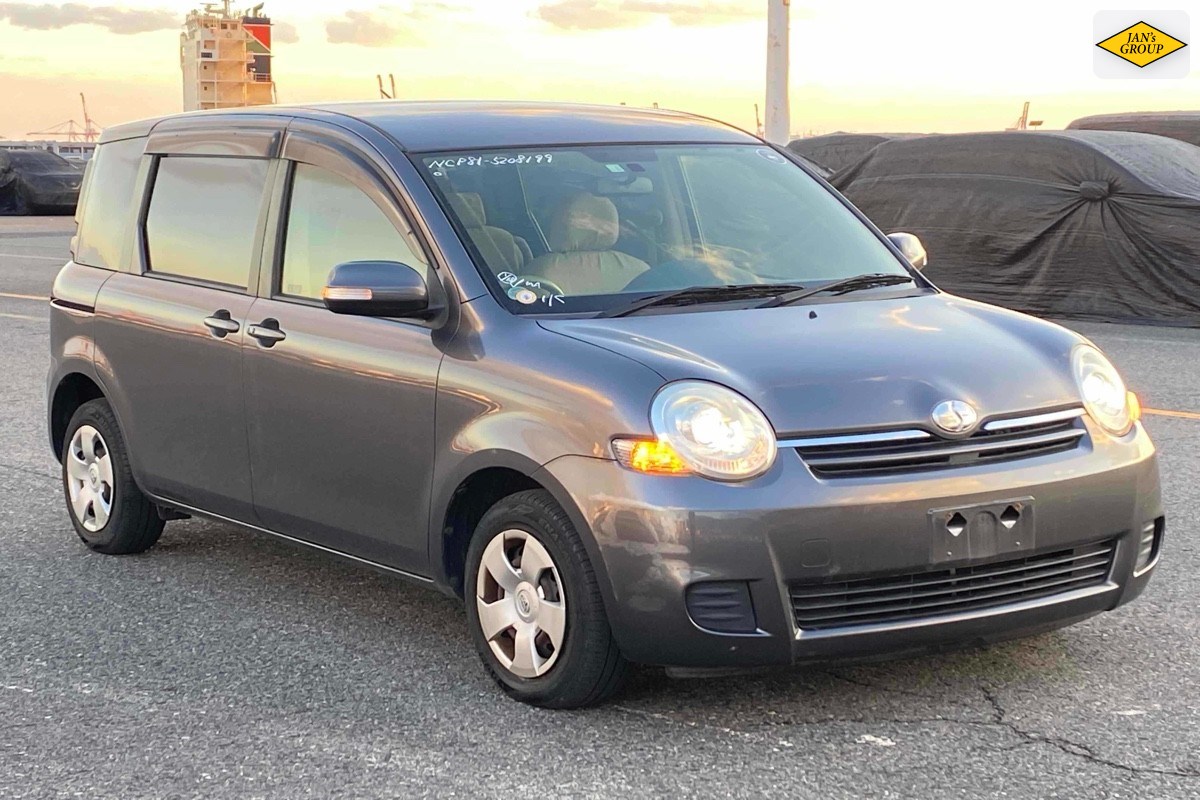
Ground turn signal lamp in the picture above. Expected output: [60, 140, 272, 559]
[322, 286, 374, 301]
[612, 438, 691, 475]
[1126, 392, 1142, 425]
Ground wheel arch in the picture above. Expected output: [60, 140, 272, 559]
[432, 451, 618, 615]
[49, 372, 106, 461]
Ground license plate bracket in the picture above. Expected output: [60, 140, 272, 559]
[928, 497, 1035, 565]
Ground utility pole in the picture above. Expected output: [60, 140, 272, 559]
[765, 0, 790, 144]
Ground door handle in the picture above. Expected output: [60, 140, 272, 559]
[247, 319, 287, 347]
[203, 310, 240, 338]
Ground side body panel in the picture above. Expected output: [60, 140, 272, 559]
[237, 120, 459, 572]
[242, 298, 442, 570]
[93, 274, 258, 518]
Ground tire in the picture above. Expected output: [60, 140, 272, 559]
[465, 489, 630, 708]
[11, 185, 30, 216]
[61, 399, 164, 555]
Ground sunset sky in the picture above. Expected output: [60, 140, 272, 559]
[0, 0, 1195, 140]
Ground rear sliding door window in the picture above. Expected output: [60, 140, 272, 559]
[145, 156, 269, 289]
[74, 137, 145, 270]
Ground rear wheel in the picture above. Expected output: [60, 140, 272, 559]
[465, 489, 630, 708]
[62, 399, 164, 555]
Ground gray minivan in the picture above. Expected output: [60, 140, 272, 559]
[49, 102, 1163, 708]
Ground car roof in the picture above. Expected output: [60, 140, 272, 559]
[99, 101, 760, 151]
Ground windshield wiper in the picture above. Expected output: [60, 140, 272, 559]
[755, 273, 915, 309]
[602, 283, 806, 318]
[602, 274, 915, 318]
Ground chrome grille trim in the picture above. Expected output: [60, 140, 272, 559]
[783, 406, 1088, 478]
[802, 429, 1084, 472]
[777, 429, 931, 449]
[982, 407, 1086, 432]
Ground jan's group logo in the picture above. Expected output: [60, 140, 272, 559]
[1094, 12, 1189, 78]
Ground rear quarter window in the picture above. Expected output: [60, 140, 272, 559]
[74, 137, 146, 270]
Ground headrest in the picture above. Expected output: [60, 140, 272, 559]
[447, 191, 487, 228]
[547, 193, 619, 252]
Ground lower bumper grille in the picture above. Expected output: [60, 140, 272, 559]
[790, 540, 1116, 631]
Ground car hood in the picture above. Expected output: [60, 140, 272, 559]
[538, 294, 1086, 435]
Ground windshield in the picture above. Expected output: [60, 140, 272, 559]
[417, 144, 912, 314]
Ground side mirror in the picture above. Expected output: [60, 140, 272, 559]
[887, 232, 927, 271]
[322, 260, 431, 318]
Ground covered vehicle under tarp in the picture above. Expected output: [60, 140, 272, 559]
[787, 133, 923, 176]
[1068, 111, 1200, 148]
[0, 149, 84, 215]
[785, 151, 834, 180]
[834, 130, 1200, 326]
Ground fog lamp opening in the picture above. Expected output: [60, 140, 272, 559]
[1134, 517, 1164, 577]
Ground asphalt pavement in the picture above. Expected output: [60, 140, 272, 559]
[1, 217, 1197, 799]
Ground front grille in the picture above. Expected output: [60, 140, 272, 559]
[789, 540, 1116, 631]
[786, 408, 1086, 478]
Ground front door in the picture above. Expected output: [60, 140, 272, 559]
[95, 154, 271, 520]
[242, 159, 443, 571]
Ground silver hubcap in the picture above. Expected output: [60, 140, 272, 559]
[475, 529, 566, 679]
[66, 425, 114, 533]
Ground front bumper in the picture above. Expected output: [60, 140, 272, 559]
[537, 418, 1162, 668]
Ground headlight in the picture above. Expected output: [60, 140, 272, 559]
[1072, 344, 1134, 435]
[615, 381, 777, 480]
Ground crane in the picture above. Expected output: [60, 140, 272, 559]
[26, 93, 102, 142]
[1007, 101, 1044, 131]
[377, 74, 396, 100]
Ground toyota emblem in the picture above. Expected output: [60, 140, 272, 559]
[931, 400, 979, 434]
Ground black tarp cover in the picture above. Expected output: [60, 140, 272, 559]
[1068, 111, 1200, 149]
[785, 151, 834, 180]
[0, 149, 83, 215]
[787, 133, 923, 176]
[834, 130, 1200, 326]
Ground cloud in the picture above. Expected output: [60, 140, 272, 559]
[624, 1, 759, 26]
[273, 19, 299, 44]
[0, 2, 177, 34]
[535, 0, 772, 30]
[325, 9, 412, 47]
[324, 4, 469, 47]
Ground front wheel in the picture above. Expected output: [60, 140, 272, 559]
[465, 489, 630, 708]
[11, 184, 31, 215]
